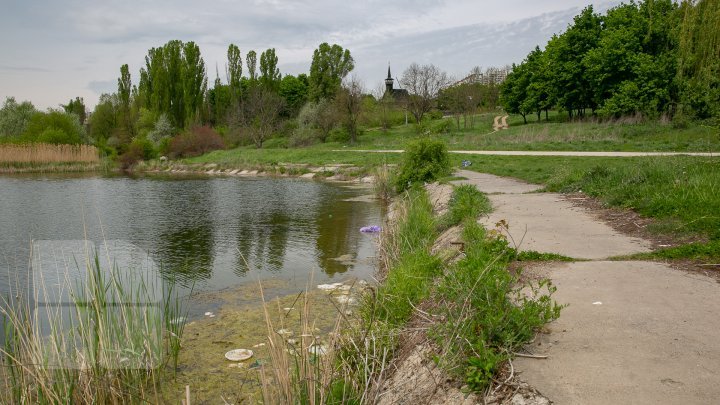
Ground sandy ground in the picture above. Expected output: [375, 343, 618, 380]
[453, 170, 720, 405]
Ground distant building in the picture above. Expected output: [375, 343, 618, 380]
[452, 66, 512, 87]
[383, 65, 409, 100]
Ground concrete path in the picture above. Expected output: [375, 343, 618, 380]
[453, 170, 652, 260]
[454, 170, 720, 404]
[335, 150, 718, 157]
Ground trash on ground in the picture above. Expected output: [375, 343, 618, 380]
[225, 349, 254, 362]
[308, 344, 328, 356]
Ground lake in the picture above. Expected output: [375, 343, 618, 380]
[0, 174, 383, 310]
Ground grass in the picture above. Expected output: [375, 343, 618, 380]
[432, 222, 562, 391]
[0, 144, 99, 165]
[438, 184, 492, 230]
[460, 155, 720, 240]
[348, 111, 720, 152]
[613, 240, 720, 262]
[1, 250, 187, 404]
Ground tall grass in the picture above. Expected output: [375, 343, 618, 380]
[544, 156, 720, 239]
[0, 250, 186, 404]
[0, 143, 99, 164]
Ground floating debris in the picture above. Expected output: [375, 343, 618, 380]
[277, 329, 293, 337]
[170, 317, 186, 325]
[360, 225, 382, 233]
[308, 344, 328, 356]
[335, 295, 357, 305]
[225, 349, 253, 362]
[317, 283, 344, 291]
[204, 311, 214, 317]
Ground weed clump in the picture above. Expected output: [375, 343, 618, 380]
[394, 139, 451, 192]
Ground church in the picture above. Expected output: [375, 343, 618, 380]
[383, 65, 409, 100]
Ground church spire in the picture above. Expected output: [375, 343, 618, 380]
[385, 63, 394, 93]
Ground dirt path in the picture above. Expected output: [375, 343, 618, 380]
[453, 170, 720, 404]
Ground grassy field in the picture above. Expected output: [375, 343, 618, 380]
[347, 112, 720, 152]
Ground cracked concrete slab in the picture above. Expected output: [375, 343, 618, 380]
[515, 261, 720, 405]
[480, 193, 653, 259]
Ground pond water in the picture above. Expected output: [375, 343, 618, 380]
[0, 174, 383, 311]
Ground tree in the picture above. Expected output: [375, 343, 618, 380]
[259, 48, 281, 91]
[246, 50, 258, 83]
[400, 63, 449, 123]
[181, 41, 207, 127]
[373, 84, 394, 131]
[308, 43, 354, 101]
[279, 74, 309, 116]
[88, 94, 118, 143]
[500, 63, 532, 124]
[61, 97, 87, 125]
[227, 44, 243, 103]
[0, 97, 37, 138]
[242, 87, 284, 148]
[24, 110, 85, 144]
[137, 40, 208, 128]
[336, 76, 364, 144]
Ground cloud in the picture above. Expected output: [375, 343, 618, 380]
[0, 64, 52, 73]
[87, 80, 117, 96]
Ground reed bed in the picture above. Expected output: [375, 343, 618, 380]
[0, 249, 187, 404]
[0, 143, 99, 164]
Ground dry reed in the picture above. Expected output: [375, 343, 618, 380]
[0, 143, 99, 164]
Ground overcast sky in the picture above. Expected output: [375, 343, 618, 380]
[0, 0, 616, 110]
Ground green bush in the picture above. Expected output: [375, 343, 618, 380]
[394, 139, 451, 192]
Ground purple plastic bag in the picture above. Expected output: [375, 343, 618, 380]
[360, 225, 382, 233]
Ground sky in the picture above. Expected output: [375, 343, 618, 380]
[0, 0, 616, 110]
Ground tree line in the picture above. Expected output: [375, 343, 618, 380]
[501, 0, 720, 124]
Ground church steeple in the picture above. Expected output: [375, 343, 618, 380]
[385, 63, 394, 93]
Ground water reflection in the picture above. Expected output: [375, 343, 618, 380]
[0, 175, 382, 296]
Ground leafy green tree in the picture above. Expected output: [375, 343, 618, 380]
[88, 94, 118, 143]
[227, 44, 243, 103]
[24, 110, 85, 144]
[677, 0, 720, 119]
[308, 43, 354, 101]
[259, 48, 281, 91]
[207, 76, 231, 125]
[61, 97, 87, 125]
[137, 40, 207, 128]
[279, 74, 309, 116]
[544, 6, 601, 117]
[500, 62, 531, 123]
[182, 41, 207, 127]
[246, 50, 258, 83]
[0, 97, 37, 138]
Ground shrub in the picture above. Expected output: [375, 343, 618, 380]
[394, 139, 451, 192]
[432, 119, 453, 134]
[289, 127, 318, 147]
[23, 110, 85, 144]
[327, 126, 350, 143]
[169, 125, 225, 158]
